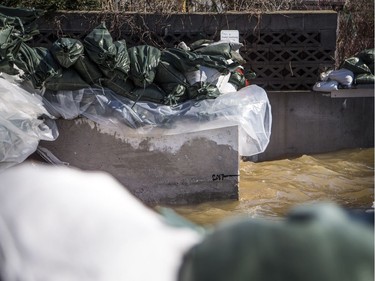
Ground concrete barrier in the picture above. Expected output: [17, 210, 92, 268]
[39, 118, 240, 205]
[255, 91, 374, 161]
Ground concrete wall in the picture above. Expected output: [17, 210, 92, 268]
[254, 91, 374, 161]
[39, 119, 240, 205]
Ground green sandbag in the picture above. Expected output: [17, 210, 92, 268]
[163, 84, 188, 106]
[155, 61, 189, 105]
[189, 39, 214, 50]
[357, 49, 374, 66]
[188, 82, 221, 101]
[229, 70, 247, 89]
[73, 54, 103, 85]
[128, 45, 161, 88]
[14, 42, 62, 89]
[0, 5, 44, 40]
[0, 26, 20, 74]
[100, 70, 135, 100]
[193, 42, 245, 64]
[357, 49, 374, 74]
[50, 38, 84, 68]
[161, 48, 239, 75]
[340, 56, 372, 75]
[132, 83, 167, 104]
[44, 68, 90, 91]
[179, 204, 374, 281]
[354, 73, 375, 84]
[193, 42, 232, 58]
[100, 40, 130, 77]
[0, 5, 44, 26]
[83, 22, 130, 76]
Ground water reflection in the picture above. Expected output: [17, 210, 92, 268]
[167, 148, 374, 226]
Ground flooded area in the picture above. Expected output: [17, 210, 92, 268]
[165, 147, 374, 226]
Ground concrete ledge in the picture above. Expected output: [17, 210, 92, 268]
[257, 90, 374, 161]
[39, 118, 240, 205]
[330, 85, 374, 98]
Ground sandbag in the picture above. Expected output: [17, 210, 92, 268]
[128, 45, 161, 88]
[44, 68, 90, 91]
[179, 203, 374, 281]
[189, 39, 214, 50]
[100, 70, 135, 100]
[100, 40, 131, 77]
[73, 53, 103, 85]
[0, 26, 20, 75]
[163, 84, 188, 106]
[357, 49, 374, 74]
[188, 82, 221, 101]
[83, 22, 130, 76]
[162, 48, 239, 75]
[132, 83, 167, 104]
[14, 42, 62, 89]
[354, 74, 375, 84]
[154, 61, 189, 105]
[193, 41, 246, 64]
[312, 80, 338, 92]
[328, 68, 354, 86]
[0, 5, 43, 40]
[340, 57, 372, 75]
[228, 68, 248, 89]
[50, 38, 84, 68]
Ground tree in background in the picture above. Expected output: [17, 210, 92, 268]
[336, 0, 374, 66]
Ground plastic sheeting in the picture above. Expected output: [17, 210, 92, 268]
[0, 74, 57, 171]
[0, 163, 201, 281]
[43, 84, 272, 156]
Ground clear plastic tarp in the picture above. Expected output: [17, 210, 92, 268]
[43, 84, 272, 157]
[0, 71, 272, 171]
[0, 75, 58, 171]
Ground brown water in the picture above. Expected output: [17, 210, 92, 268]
[167, 147, 374, 226]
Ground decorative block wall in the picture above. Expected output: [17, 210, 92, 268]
[32, 11, 337, 91]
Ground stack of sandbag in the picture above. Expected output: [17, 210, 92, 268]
[340, 48, 374, 85]
[313, 48, 374, 92]
[0, 6, 251, 106]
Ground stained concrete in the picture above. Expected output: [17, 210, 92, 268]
[39, 118, 240, 205]
[256, 91, 374, 161]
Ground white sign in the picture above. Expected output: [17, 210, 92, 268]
[220, 30, 239, 43]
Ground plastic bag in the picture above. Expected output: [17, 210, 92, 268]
[0, 75, 57, 171]
[43, 84, 272, 156]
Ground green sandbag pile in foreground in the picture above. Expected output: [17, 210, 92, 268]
[178, 203, 374, 281]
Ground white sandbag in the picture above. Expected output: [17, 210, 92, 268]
[218, 82, 238, 94]
[328, 68, 354, 86]
[185, 66, 223, 85]
[319, 69, 333, 81]
[312, 80, 338, 92]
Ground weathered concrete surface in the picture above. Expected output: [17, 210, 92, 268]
[39, 118, 240, 205]
[255, 91, 374, 161]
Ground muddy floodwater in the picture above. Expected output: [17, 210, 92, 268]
[164, 148, 374, 226]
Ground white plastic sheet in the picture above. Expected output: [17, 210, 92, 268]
[0, 75, 58, 171]
[0, 163, 201, 281]
[44, 84, 272, 156]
